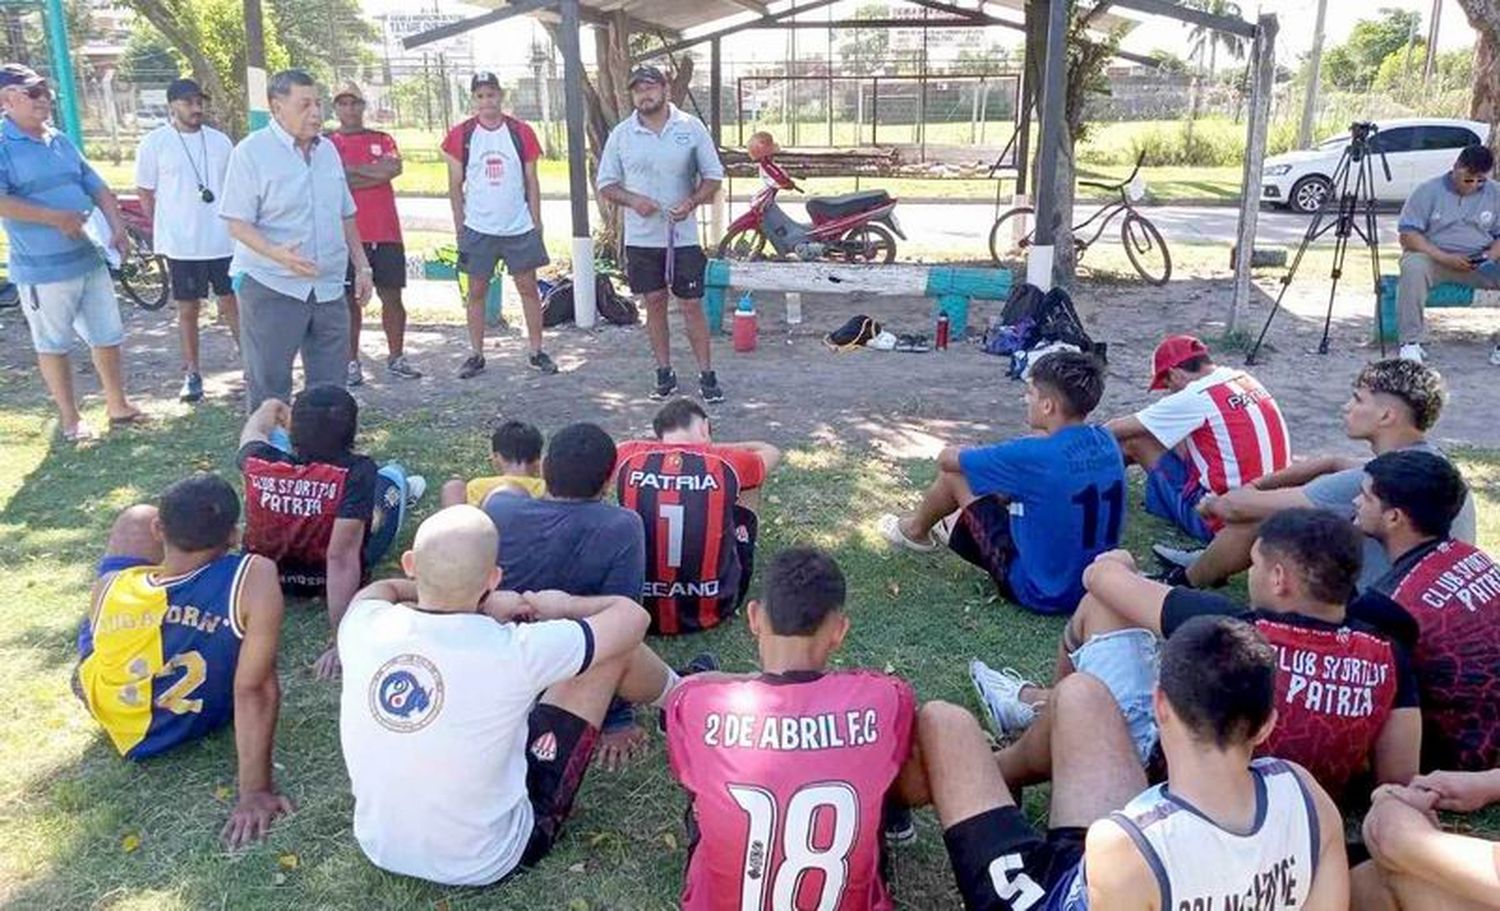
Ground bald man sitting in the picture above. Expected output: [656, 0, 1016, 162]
[336, 505, 685, 886]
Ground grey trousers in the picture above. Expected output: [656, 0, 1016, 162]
[1395, 251, 1500, 343]
[239, 275, 349, 411]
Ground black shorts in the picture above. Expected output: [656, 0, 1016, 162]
[944, 806, 1085, 911]
[516, 702, 599, 868]
[948, 496, 1018, 601]
[167, 257, 232, 302]
[733, 505, 759, 611]
[625, 244, 707, 299]
[345, 242, 408, 291]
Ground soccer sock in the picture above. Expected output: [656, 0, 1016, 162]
[650, 668, 682, 710]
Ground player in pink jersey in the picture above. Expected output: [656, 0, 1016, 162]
[666, 547, 917, 911]
[1106, 335, 1291, 548]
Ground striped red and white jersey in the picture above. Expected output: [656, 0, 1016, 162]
[1136, 365, 1291, 494]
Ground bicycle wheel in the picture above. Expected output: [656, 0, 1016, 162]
[717, 224, 770, 262]
[988, 206, 1035, 271]
[118, 228, 170, 310]
[838, 223, 897, 264]
[1120, 211, 1171, 285]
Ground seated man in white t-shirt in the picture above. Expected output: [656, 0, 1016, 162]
[337, 505, 684, 886]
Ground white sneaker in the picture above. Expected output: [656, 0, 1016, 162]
[1151, 542, 1204, 570]
[405, 475, 427, 505]
[1489, 344, 1500, 367]
[1398, 343, 1425, 364]
[968, 660, 1037, 736]
[347, 359, 364, 387]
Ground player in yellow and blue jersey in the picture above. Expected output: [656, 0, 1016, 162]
[76, 473, 292, 848]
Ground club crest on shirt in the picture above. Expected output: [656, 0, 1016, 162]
[369, 143, 383, 157]
[530, 730, 558, 762]
[483, 152, 506, 183]
[368, 654, 444, 732]
[674, 132, 692, 147]
[1483, 210, 1495, 225]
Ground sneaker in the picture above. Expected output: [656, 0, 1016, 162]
[652, 366, 679, 399]
[458, 354, 486, 379]
[178, 371, 203, 403]
[347, 359, 364, 387]
[1398, 342, 1425, 364]
[679, 652, 720, 677]
[405, 474, 427, 506]
[1489, 344, 1500, 367]
[528, 350, 559, 374]
[968, 660, 1037, 736]
[699, 370, 725, 404]
[1146, 564, 1192, 587]
[387, 354, 422, 379]
[883, 804, 917, 846]
[1151, 542, 1203, 571]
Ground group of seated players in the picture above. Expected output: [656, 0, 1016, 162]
[72, 333, 1500, 910]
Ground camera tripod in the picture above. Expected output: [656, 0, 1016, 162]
[1246, 122, 1391, 364]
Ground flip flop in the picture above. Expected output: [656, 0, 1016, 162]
[108, 411, 151, 428]
[62, 422, 97, 443]
[878, 513, 939, 553]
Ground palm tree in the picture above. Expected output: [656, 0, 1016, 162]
[1184, 0, 1247, 143]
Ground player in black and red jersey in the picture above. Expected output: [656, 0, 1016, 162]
[615, 399, 781, 634]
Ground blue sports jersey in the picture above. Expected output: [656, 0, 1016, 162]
[958, 424, 1126, 613]
[77, 554, 251, 759]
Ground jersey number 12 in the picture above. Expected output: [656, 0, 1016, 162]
[728, 782, 859, 911]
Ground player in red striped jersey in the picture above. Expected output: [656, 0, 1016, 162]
[1106, 335, 1291, 546]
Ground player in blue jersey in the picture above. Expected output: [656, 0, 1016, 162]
[879, 351, 1125, 615]
[76, 473, 292, 848]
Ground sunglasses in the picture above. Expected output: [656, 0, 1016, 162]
[21, 84, 50, 100]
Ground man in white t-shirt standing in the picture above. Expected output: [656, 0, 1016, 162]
[338, 505, 685, 886]
[135, 77, 239, 403]
[441, 72, 555, 380]
[1106, 335, 1292, 555]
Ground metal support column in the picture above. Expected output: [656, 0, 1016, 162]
[43, 0, 83, 143]
[559, 0, 596, 326]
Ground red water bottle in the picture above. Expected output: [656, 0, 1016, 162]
[936, 312, 950, 351]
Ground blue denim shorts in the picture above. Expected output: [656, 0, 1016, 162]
[1070, 628, 1161, 762]
[19, 265, 124, 354]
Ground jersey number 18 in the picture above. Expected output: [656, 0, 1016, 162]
[728, 782, 859, 911]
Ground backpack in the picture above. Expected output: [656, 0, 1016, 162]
[823, 314, 881, 351]
[459, 116, 533, 208]
[542, 275, 638, 327]
[989, 283, 1094, 355]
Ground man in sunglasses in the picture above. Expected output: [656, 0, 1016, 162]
[1395, 143, 1500, 366]
[0, 63, 144, 441]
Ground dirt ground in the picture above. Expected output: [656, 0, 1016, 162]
[5, 263, 1500, 458]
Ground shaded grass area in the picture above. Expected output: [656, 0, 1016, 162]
[0, 378, 1497, 909]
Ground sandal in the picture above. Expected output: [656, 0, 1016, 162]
[108, 410, 151, 428]
[878, 513, 939, 553]
[62, 421, 97, 443]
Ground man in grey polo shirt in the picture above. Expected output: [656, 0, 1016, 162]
[1395, 143, 1500, 366]
[597, 65, 726, 403]
[219, 69, 373, 410]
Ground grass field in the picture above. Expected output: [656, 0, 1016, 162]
[2, 362, 1499, 909]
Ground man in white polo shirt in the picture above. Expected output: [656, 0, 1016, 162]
[135, 77, 239, 403]
[338, 505, 685, 886]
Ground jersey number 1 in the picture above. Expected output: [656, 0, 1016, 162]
[659, 503, 685, 568]
[728, 782, 859, 911]
[1071, 480, 1124, 549]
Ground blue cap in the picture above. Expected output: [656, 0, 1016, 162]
[0, 64, 44, 90]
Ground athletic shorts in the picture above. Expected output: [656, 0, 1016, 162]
[1070, 629, 1161, 762]
[458, 226, 550, 278]
[625, 244, 707, 299]
[733, 505, 759, 611]
[944, 806, 1086, 911]
[516, 702, 600, 869]
[168, 257, 233, 301]
[345, 242, 407, 291]
[1144, 450, 1214, 543]
[18, 265, 124, 355]
[947, 496, 1018, 601]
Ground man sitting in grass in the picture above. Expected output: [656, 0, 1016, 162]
[615, 398, 782, 634]
[338, 505, 687, 887]
[973, 509, 1420, 811]
[879, 351, 1125, 615]
[666, 547, 917, 908]
[440, 419, 546, 508]
[1155, 359, 1475, 590]
[77, 473, 292, 848]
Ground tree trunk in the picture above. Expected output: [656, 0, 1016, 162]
[1457, 0, 1500, 147]
[124, 1, 244, 137]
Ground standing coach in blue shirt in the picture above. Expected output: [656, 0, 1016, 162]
[219, 69, 373, 411]
[0, 64, 143, 442]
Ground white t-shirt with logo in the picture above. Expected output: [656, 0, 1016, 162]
[338, 598, 592, 885]
[134, 124, 235, 260]
[460, 122, 533, 238]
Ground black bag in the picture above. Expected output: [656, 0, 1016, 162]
[1033, 287, 1094, 353]
[823, 314, 881, 350]
[542, 276, 638, 327]
[999, 282, 1048, 327]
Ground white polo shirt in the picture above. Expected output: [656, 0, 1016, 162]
[134, 123, 234, 261]
[338, 598, 593, 886]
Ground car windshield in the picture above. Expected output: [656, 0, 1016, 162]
[1315, 135, 1348, 150]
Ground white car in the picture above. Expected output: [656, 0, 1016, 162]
[1261, 118, 1491, 214]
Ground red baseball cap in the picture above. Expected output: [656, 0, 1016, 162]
[1149, 334, 1210, 390]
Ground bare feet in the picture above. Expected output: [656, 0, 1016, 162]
[594, 725, 649, 771]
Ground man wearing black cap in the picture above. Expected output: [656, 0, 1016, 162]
[0, 63, 144, 441]
[596, 64, 727, 403]
[135, 77, 239, 403]
[440, 72, 554, 379]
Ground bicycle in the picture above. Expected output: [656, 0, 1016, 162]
[988, 152, 1172, 285]
[0, 203, 167, 313]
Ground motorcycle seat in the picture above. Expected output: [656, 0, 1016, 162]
[806, 190, 891, 221]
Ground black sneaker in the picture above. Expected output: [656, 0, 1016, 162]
[883, 804, 917, 846]
[652, 366, 678, 399]
[528, 350, 559, 374]
[679, 652, 720, 677]
[458, 354, 486, 379]
[1146, 564, 1192, 587]
[699, 370, 725, 404]
[178, 371, 203, 403]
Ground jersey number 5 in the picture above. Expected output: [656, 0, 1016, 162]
[729, 782, 859, 911]
[1071, 480, 1124, 549]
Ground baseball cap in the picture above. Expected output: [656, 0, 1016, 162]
[627, 64, 666, 89]
[1149, 335, 1211, 390]
[332, 81, 365, 103]
[470, 71, 501, 92]
[0, 64, 44, 90]
[166, 77, 207, 102]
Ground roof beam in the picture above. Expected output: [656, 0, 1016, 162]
[1106, 0, 1256, 39]
[402, 0, 556, 49]
[724, 0, 771, 15]
[634, 0, 841, 62]
[905, 0, 987, 21]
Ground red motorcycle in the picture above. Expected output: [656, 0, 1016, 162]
[717, 144, 905, 264]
